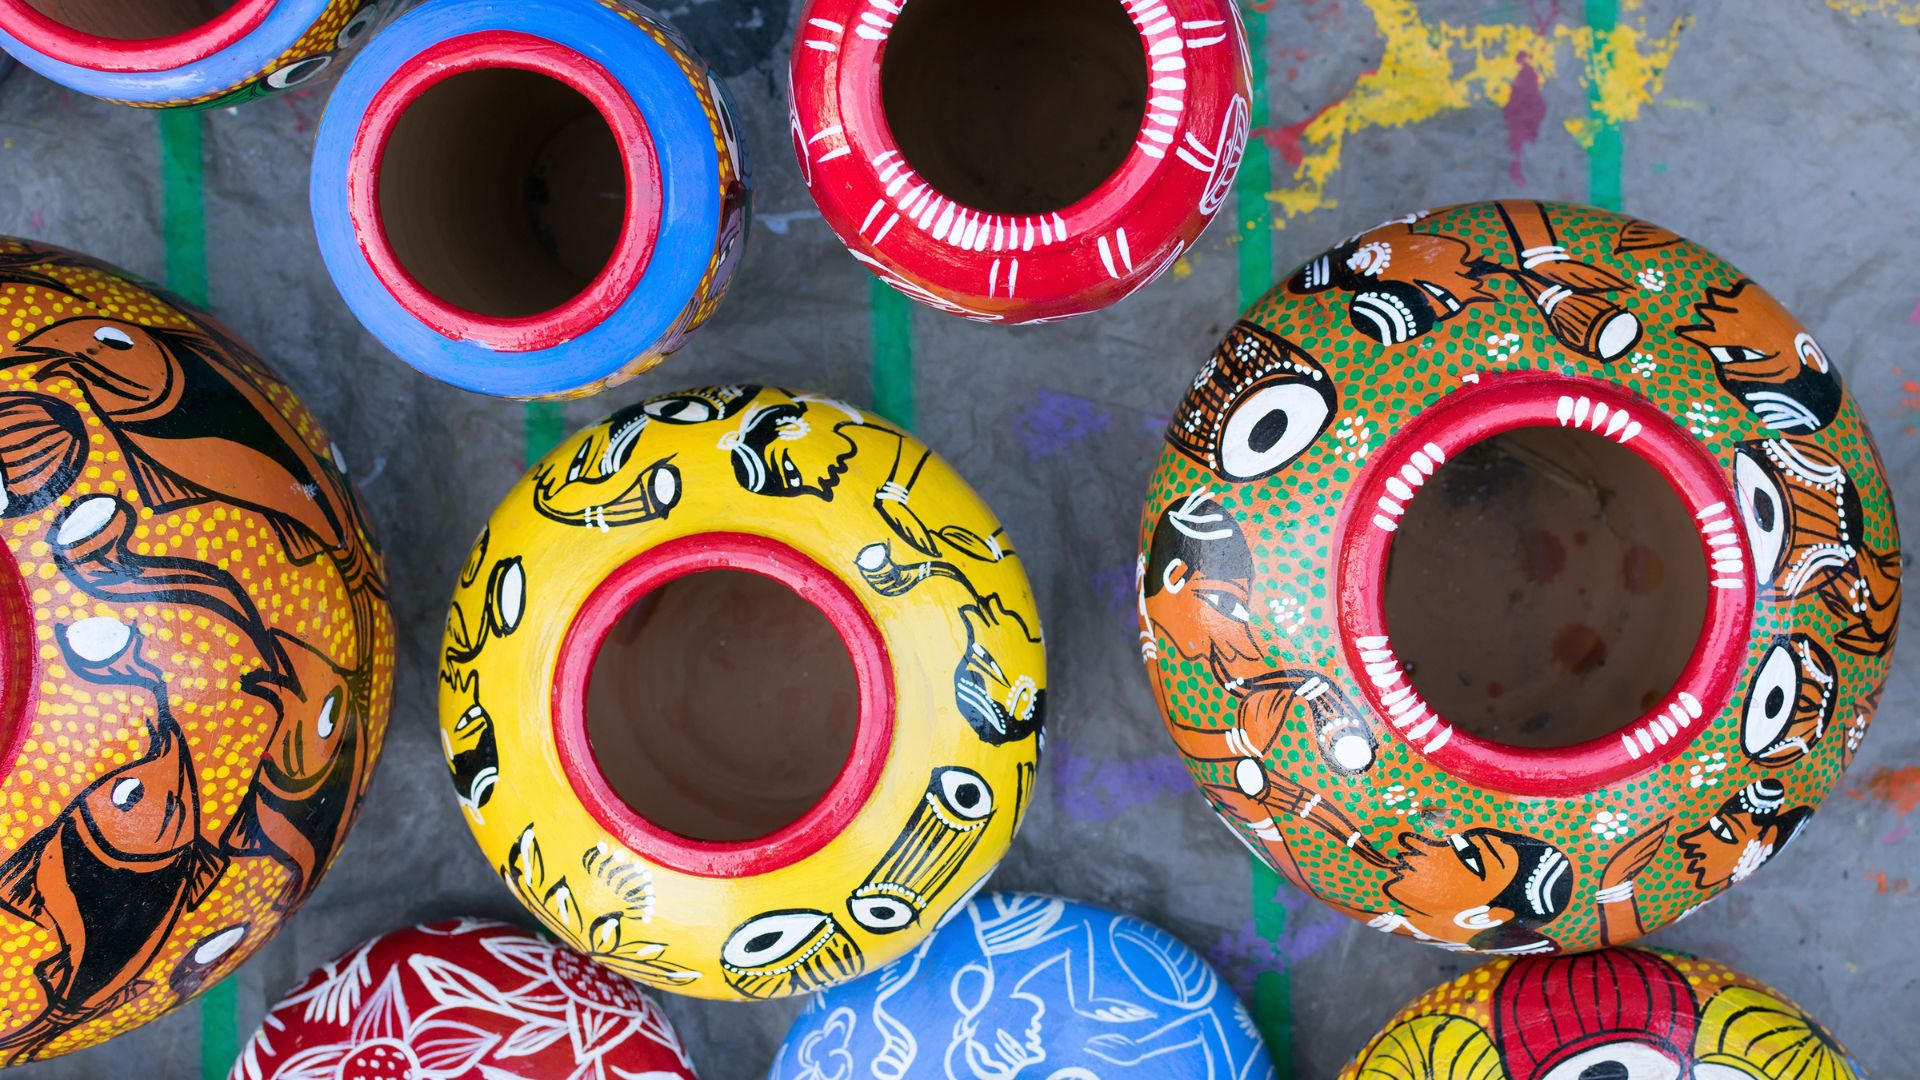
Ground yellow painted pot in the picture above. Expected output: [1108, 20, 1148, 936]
[440, 385, 1044, 1001]
[1340, 947, 1862, 1079]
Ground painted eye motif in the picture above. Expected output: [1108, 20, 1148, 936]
[336, 5, 381, 50]
[1706, 815, 1735, 844]
[1449, 834, 1484, 877]
[93, 326, 134, 350]
[1734, 448, 1787, 582]
[488, 558, 525, 636]
[1742, 639, 1800, 760]
[1539, 1042, 1682, 1080]
[1168, 322, 1336, 483]
[1218, 381, 1334, 483]
[315, 690, 341, 741]
[650, 462, 680, 508]
[933, 767, 993, 821]
[848, 896, 915, 933]
[722, 910, 831, 971]
[1317, 713, 1378, 775]
[645, 395, 720, 424]
[111, 777, 143, 810]
[265, 55, 334, 91]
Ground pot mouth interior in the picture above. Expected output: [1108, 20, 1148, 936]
[376, 67, 628, 322]
[1382, 425, 1710, 750]
[18, 0, 241, 42]
[583, 569, 861, 844]
[552, 533, 895, 878]
[878, 0, 1148, 215]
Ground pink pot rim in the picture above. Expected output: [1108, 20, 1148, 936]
[0, 0, 272, 72]
[550, 532, 896, 879]
[789, 0, 1250, 321]
[346, 29, 662, 353]
[1333, 372, 1756, 798]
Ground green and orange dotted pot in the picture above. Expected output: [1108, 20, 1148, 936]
[1138, 201, 1897, 956]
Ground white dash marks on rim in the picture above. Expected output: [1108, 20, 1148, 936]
[1695, 500, 1747, 590]
[1555, 394, 1642, 444]
[1372, 442, 1446, 533]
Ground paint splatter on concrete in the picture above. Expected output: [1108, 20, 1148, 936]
[1829, 0, 1920, 24]
[1504, 53, 1546, 184]
[1265, 0, 1686, 221]
[1048, 730, 1193, 823]
[1013, 389, 1114, 464]
[1850, 766, 1920, 817]
[1091, 564, 1135, 614]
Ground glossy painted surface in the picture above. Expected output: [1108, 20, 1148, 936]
[788, 0, 1251, 323]
[1339, 947, 1864, 1080]
[772, 892, 1276, 1079]
[311, 0, 750, 399]
[441, 386, 1044, 1000]
[0, 0, 385, 108]
[0, 239, 393, 1061]
[230, 919, 699, 1079]
[1138, 201, 1898, 956]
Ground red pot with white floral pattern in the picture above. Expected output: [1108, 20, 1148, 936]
[789, 0, 1251, 322]
[230, 920, 698, 1079]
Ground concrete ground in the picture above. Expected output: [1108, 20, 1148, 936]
[0, 0, 1915, 1076]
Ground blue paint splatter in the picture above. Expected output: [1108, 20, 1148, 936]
[1049, 729, 1192, 823]
[1013, 389, 1114, 463]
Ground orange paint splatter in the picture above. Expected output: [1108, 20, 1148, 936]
[1849, 766, 1920, 817]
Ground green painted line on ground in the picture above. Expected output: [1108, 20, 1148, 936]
[1233, 5, 1293, 1068]
[158, 107, 233, 1080]
[1584, 0, 1625, 211]
[870, 276, 915, 429]
[524, 401, 569, 467]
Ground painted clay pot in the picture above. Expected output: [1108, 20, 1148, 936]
[441, 386, 1045, 1000]
[231, 919, 699, 1079]
[789, 0, 1251, 323]
[0, 239, 393, 1061]
[1340, 947, 1864, 1079]
[0, 0, 386, 108]
[772, 891, 1277, 1080]
[1139, 201, 1898, 956]
[312, 0, 750, 399]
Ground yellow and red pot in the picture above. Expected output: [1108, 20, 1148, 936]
[1139, 201, 1897, 956]
[0, 239, 392, 1061]
[440, 385, 1044, 1000]
[0, 0, 387, 108]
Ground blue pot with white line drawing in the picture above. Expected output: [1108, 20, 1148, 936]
[771, 892, 1278, 1080]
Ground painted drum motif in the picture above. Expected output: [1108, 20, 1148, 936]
[1138, 202, 1898, 956]
[1339, 948, 1864, 1080]
[789, 0, 1252, 323]
[772, 892, 1277, 1080]
[0, 0, 387, 109]
[312, 0, 750, 398]
[442, 386, 1044, 1000]
[0, 239, 393, 1061]
[231, 919, 699, 1080]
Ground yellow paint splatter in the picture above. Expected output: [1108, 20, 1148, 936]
[1266, 0, 1687, 221]
[1828, 0, 1920, 24]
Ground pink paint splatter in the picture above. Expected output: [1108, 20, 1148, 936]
[1504, 53, 1546, 186]
[1907, 299, 1920, 323]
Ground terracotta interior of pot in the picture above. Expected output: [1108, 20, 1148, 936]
[377, 68, 625, 321]
[583, 570, 861, 844]
[880, 0, 1148, 215]
[21, 0, 238, 40]
[1382, 427, 1709, 749]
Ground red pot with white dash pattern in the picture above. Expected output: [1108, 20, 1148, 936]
[789, 0, 1251, 323]
[230, 920, 699, 1080]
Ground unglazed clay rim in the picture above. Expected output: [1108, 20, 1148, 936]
[790, 0, 1251, 322]
[550, 531, 896, 879]
[1334, 371, 1756, 797]
[347, 29, 662, 353]
[0, 0, 271, 72]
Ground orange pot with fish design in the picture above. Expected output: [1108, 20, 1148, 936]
[0, 239, 393, 1062]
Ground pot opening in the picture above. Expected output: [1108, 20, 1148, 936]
[19, 0, 238, 41]
[583, 569, 862, 843]
[879, 0, 1147, 215]
[377, 67, 626, 321]
[1382, 426, 1709, 749]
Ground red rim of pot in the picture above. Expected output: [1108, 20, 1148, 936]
[788, 0, 1250, 322]
[346, 29, 662, 353]
[550, 532, 896, 879]
[1334, 371, 1757, 798]
[0, 0, 273, 72]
